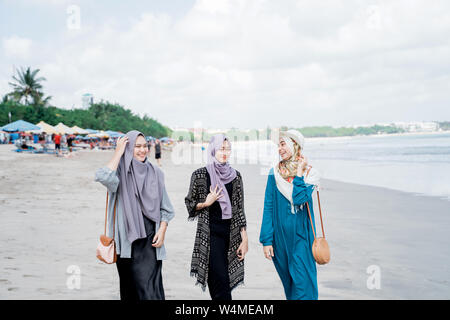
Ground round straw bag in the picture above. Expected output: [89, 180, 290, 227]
[306, 191, 330, 265]
[96, 192, 117, 264]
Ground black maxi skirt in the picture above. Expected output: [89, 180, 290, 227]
[116, 215, 165, 300]
[207, 218, 232, 300]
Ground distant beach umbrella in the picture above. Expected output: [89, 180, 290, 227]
[0, 120, 41, 132]
[105, 130, 123, 138]
[71, 125, 89, 134]
[35, 121, 58, 134]
[54, 122, 75, 134]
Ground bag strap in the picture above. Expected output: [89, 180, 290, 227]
[306, 202, 316, 240]
[305, 165, 312, 178]
[306, 191, 326, 240]
[104, 192, 117, 239]
[317, 190, 325, 238]
[304, 166, 326, 240]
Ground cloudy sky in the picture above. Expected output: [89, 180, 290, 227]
[1, 0, 449, 129]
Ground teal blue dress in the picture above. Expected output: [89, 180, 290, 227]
[259, 168, 318, 300]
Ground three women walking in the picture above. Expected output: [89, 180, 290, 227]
[94, 130, 321, 300]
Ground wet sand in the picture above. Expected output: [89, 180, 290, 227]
[0, 144, 449, 299]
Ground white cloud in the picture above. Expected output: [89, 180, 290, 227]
[1, 0, 450, 128]
[7, 0, 70, 5]
[2, 35, 32, 59]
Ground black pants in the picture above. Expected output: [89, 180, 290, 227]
[116, 216, 165, 300]
[208, 222, 232, 300]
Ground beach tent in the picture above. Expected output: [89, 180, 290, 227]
[0, 120, 41, 132]
[34, 121, 59, 134]
[54, 122, 75, 135]
[88, 130, 109, 138]
[71, 126, 89, 135]
[105, 130, 124, 138]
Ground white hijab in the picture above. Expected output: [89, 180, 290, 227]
[273, 130, 320, 213]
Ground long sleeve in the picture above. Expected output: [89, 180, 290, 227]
[160, 186, 175, 223]
[185, 171, 207, 220]
[94, 167, 119, 193]
[292, 175, 315, 206]
[304, 166, 320, 189]
[259, 172, 275, 246]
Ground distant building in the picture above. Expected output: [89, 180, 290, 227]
[392, 121, 438, 132]
[206, 128, 227, 134]
[82, 93, 94, 109]
[170, 127, 191, 132]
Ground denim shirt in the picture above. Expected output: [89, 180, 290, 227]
[95, 166, 175, 260]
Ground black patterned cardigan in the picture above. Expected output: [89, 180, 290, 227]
[185, 167, 247, 292]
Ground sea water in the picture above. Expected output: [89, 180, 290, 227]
[231, 132, 450, 200]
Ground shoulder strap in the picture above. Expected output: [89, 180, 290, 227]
[306, 190, 326, 240]
[104, 192, 118, 239]
[304, 165, 325, 238]
[305, 165, 312, 178]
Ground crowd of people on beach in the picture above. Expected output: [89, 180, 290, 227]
[0, 131, 10, 144]
[1, 129, 166, 165]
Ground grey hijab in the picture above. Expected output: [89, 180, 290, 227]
[117, 130, 164, 244]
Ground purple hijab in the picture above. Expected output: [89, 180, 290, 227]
[206, 134, 237, 220]
[117, 130, 164, 244]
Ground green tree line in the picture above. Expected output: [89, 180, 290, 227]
[295, 125, 406, 137]
[438, 122, 450, 131]
[0, 100, 171, 137]
[1, 66, 171, 137]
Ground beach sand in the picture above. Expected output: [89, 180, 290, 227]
[0, 144, 449, 299]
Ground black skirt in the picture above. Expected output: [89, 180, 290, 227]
[116, 215, 165, 300]
[208, 223, 231, 300]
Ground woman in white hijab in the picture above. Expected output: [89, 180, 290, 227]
[259, 129, 320, 300]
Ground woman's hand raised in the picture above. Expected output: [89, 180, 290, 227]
[203, 185, 224, 207]
[107, 136, 128, 171]
[195, 185, 224, 211]
[115, 136, 129, 157]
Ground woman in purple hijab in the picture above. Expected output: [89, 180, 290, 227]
[95, 130, 175, 300]
[185, 134, 248, 300]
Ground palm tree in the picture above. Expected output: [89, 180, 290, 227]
[8, 67, 52, 106]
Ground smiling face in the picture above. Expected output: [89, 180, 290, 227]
[278, 137, 293, 161]
[133, 135, 149, 162]
[215, 139, 231, 164]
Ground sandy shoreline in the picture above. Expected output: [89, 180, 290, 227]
[0, 144, 449, 299]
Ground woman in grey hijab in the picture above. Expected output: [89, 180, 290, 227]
[95, 130, 175, 300]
